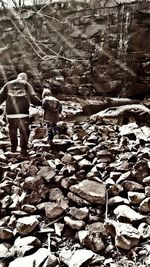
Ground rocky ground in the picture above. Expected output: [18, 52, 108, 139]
[0, 99, 150, 267]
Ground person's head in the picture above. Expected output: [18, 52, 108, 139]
[42, 88, 52, 98]
[17, 72, 27, 81]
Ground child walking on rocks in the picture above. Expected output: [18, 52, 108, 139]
[42, 88, 62, 143]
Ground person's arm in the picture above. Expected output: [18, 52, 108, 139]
[26, 82, 41, 106]
[0, 84, 7, 105]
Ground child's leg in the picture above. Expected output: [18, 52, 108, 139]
[52, 122, 58, 136]
[47, 122, 54, 141]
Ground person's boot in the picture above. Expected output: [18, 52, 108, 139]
[11, 146, 17, 153]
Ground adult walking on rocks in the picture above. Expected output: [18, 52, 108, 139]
[0, 72, 41, 157]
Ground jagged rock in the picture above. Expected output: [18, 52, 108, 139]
[119, 123, 150, 141]
[22, 176, 44, 190]
[114, 205, 146, 223]
[64, 216, 85, 230]
[45, 200, 68, 219]
[121, 180, 144, 191]
[128, 192, 146, 204]
[108, 196, 130, 206]
[108, 184, 124, 196]
[78, 230, 105, 252]
[116, 171, 134, 184]
[69, 249, 95, 267]
[105, 220, 140, 250]
[61, 175, 77, 189]
[68, 207, 89, 220]
[85, 222, 107, 234]
[0, 228, 14, 240]
[24, 184, 48, 204]
[143, 176, 150, 185]
[67, 145, 89, 155]
[14, 236, 41, 257]
[67, 192, 91, 206]
[90, 105, 150, 126]
[70, 180, 106, 204]
[139, 197, 150, 213]
[54, 222, 64, 236]
[61, 153, 73, 163]
[59, 164, 75, 176]
[1, 195, 13, 208]
[49, 188, 65, 202]
[145, 186, 150, 197]
[37, 166, 56, 182]
[16, 216, 39, 235]
[21, 204, 37, 214]
[138, 223, 150, 239]
[133, 160, 150, 182]
[0, 243, 15, 258]
[8, 248, 50, 267]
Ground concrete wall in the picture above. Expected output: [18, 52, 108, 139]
[0, 0, 150, 97]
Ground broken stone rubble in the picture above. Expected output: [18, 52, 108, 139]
[0, 102, 150, 267]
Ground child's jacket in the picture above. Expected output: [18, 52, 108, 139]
[42, 96, 62, 123]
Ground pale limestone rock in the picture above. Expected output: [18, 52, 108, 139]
[67, 145, 88, 154]
[138, 223, 150, 239]
[61, 175, 77, 189]
[67, 192, 91, 206]
[0, 243, 15, 258]
[1, 195, 12, 208]
[133, 159, 150, 182]
[68, 207, 89, 220]
[8, 248, 50, 267]
[22, 176, 44, 190]
[37, 166, 56, 182]
[145, 186, 150, 197]
[121, 180, 144, 191]
[49, 188, 65, 202]
[139, 197, 150, 213]
[45, 200, 68, 219]
[69, 249, 94, 267]
[54, 222, 64, 236]
[109, 184, 124, 196]
[14, 236, 41, 250]
[61, 153, 72, 163]
[143, 176, 150, 185]
[70, 180, 106, 204]
[114, 205, 146, 223]
[108, 196, 130, 206]
[105, 220, 140, 250]
[116, 171, 134, 184]
[128, 191, 146, 204]
[59, 247, 75, 266]
[78, 230, 105, 252]
[16, 216, 39, 235]
[64, 216, 85, 230]
[85, 222, 106, 234]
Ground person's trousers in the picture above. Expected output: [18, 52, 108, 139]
[7, 117, 30, 151]
[47, 122, 58, 141]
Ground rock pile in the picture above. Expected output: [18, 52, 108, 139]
[0, 102, 150, 267]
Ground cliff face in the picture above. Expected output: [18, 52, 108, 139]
[0, 0, 150, 97]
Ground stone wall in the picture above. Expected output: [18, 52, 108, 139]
[0, 0, 150, 97]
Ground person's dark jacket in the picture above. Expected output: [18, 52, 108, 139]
[0, 78, 41, 117]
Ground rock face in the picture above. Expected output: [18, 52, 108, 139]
[0, 0, 149, 97]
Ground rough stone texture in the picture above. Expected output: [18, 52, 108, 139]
[0, 0, 149, 97]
